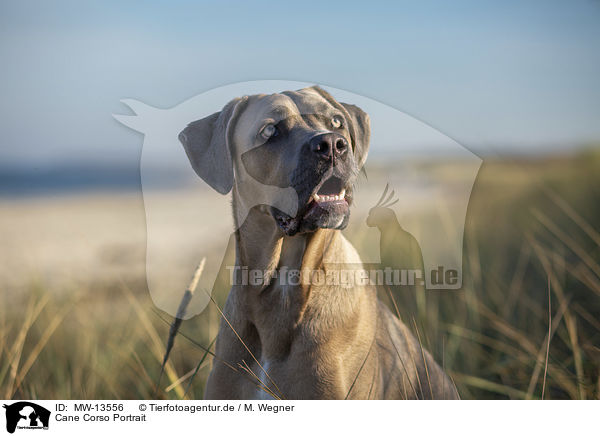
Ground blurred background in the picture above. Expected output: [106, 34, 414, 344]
[1, 0, 599, 399]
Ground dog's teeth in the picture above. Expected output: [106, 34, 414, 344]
[313, 191, 347, 203]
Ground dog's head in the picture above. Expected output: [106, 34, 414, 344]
[179, 86, 370, 235]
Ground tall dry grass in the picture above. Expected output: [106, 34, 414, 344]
[419, 150, 600, 399]
[1, 150, 599, 399]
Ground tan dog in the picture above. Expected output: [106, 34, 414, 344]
[179, 86, 459, 399]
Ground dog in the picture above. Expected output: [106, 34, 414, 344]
[179, 86, 459, 399]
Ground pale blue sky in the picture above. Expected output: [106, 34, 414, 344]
[1, 0, 599, 169]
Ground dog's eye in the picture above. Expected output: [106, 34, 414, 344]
[331, 116, 344, 129]
[260, 124, 277, 139]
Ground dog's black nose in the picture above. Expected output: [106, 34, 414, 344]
[309, 133, 348, 160]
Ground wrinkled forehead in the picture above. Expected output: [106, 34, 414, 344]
[233, 89, 338, 151]
[281, 88, 337, 115]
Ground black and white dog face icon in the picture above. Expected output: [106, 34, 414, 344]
[114, 80, 481, 319]
[17, 406, 35, 426]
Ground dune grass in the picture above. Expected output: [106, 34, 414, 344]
[1, 150, 599, 399]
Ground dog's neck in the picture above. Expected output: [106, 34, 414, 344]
[231, 205, 364, 360]
[233, 206, 336, 285]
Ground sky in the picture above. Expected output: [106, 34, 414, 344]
[1, 0, 599, 170]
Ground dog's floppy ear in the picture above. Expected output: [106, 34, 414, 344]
[178, 96, 248, 194]
[340, 102, 370, 170]
[308, 86, 370, 169]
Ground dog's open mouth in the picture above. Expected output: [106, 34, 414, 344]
[272, 175, 353, 235]
[310, 176, 348, 206]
